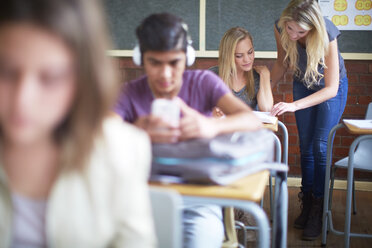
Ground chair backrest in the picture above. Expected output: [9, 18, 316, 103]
[365, 102, 372, 120]
[149, 187, 183, 248]
[353, 136, 372, 170]
[354, 102, 372, 169]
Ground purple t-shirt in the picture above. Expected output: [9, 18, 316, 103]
[115, 70, 230, 123]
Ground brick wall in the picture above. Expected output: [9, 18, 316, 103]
[116, 57, 372, 180]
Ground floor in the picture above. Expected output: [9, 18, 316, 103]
[244, 186, 372, 248]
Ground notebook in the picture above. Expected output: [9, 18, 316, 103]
[344, 119, 372, 130]
[253, 111, 278, 124]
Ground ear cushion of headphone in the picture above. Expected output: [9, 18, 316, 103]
[132, 45, 141, 66]
[186, 45, 195, 67]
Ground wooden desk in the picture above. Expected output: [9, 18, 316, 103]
[151, 170, 269, 202]
[150, 120, 288, 248]
[263, 119, 278, 132]
[343, 120, 372, 135]
[150, 168, 288, 248]
[150, 172, 271, 248]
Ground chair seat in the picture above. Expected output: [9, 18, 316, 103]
[335, 157, 372, 171]
[334, 139, 372, 172]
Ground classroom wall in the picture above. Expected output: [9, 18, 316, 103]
[105, 0, 372, 54]
[116, 57, 372, 180]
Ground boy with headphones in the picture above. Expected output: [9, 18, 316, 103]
[115, 13, 261, 248]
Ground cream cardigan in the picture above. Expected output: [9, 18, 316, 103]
[0, 118, 157, 248]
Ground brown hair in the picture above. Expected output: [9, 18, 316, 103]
[0, 0, 119, 170]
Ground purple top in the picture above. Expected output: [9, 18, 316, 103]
[115, 70, 230, 123]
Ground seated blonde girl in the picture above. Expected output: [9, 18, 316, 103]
[210, 27, 273, 113]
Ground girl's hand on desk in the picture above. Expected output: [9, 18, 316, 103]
[271, 101, 298, 116]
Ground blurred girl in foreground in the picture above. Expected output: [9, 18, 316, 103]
[0, 0, 155, 247]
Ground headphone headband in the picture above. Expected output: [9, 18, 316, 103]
[133, 21, 195, 66]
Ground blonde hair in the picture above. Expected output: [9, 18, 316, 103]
[0, 0, 118, 170]
[218, 27, 255, 100]
[278, 0, 329, 88]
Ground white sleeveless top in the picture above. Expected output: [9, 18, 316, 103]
[11, 192, 47, 248]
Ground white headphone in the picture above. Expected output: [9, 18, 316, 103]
[132, 23, 196, 67]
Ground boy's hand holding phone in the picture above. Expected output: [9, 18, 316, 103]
[151, 98, 180, 127]
[134, 98, 181, 143]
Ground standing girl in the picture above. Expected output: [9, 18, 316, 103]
[270, 0, 348, 240]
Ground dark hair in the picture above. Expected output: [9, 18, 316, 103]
[0, 0, 118, 170]
[136, 12, 189, 55]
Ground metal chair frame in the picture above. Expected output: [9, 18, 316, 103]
[322, 103, 372, 248]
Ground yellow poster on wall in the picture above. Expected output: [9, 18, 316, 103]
[319, 0, 372, 30]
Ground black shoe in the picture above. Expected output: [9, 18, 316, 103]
[302, 196, 324, 240]
[294, 191, 312, 229]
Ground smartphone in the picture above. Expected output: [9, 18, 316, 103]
[151, 98, 180, 127]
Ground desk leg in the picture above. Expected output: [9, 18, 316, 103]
[272, 172, 288, 248]
[182, 196, 270, 248]
[270, 134, 282, 221]
[344, 146, 355, 248]
[278, 121, 288, 166]
[322, 123, 344, 246]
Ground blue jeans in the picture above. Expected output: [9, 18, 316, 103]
[293, 77, 348, 198]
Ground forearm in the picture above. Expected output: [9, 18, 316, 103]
[257, 74, 274, 112]
[271, 80, 340, 116]
[212, 111, 262, 135]
[211, 93, 262, 135]
[294, 86, 338, 111]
